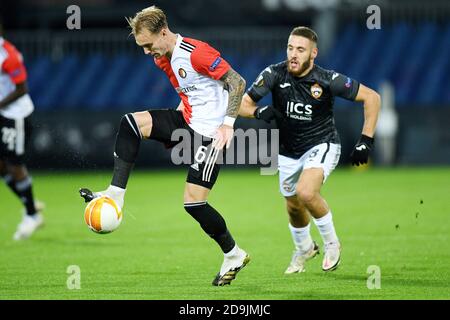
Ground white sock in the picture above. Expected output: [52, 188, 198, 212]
[313, 211, 339, 245]
[289, 223, 313, 254]
[224, 244, 243, 258]
[107, 185, 126, 194]
[105, 185, 126, 208]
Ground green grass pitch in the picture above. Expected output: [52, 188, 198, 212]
[1, 167, 449, 299]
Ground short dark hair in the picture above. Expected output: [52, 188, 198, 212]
[290, 26, 318, 44]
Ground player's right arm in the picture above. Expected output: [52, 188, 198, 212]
[0, 82, 28, 109]
[239, 66, 282, 122]
[0, 51, 28, 109]
[239, 93, 258, 118]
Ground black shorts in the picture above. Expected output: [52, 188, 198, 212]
[148, 109, 220, 190]
[0, 114, 32, 165]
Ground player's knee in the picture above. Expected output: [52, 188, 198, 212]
[287, 199, 309, 219]
[183, 183, 209, 204]
[297, 188, 316, 204]
[287, 207, 301, 220]
[183, 190, 203, 204]
[131, 111, 152, 138]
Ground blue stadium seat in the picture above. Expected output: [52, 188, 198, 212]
[36, 55, 79, 110]
[61, 54, 105, 109]
[395, 23, 438, 105]
[26, 23, 450, 110]
[368, 23, 411, 89]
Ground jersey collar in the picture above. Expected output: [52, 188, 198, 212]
[174, 34, 183, 52]
[170, 34, 183, 62]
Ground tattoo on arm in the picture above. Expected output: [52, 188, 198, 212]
[220, 68, 246, 118]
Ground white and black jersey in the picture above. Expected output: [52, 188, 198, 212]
[247, 62, 360, 159]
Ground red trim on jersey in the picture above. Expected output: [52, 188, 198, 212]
[185, 37, 230, 80]
[1, 40, 27, 84]
[154, 56, 192, 124]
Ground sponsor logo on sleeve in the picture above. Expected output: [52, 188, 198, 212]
[345, 77, 352, 88]
[209, 57, 222, 71]
[255, 75, 264, 87]
[11, 68, 22, 77]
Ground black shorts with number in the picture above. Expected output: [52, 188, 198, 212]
[0, 114, 32, 165]
[148, 109, 220, 190]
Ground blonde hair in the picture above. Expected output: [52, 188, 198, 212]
[126, 6, 167, 36]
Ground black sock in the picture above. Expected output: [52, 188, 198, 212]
[15, 176, 37, 216]
[111, 156, 134, 189]
[2, 173, 20, 197]
[184, 201, 236, 253]
[111, 114, 141, 189]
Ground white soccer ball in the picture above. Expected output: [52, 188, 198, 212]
[84, 196, 122, 234]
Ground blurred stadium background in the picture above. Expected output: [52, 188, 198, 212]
[1, 0, 449, 169]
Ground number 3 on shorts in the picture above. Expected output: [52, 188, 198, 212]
[308, 149, 319, 158]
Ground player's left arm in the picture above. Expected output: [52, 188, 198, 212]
[354, 83, 381, 139]
[350, 83, 381, 166]
[213, 68, 246, 149]
[329, 74, 381, 137]
[190, 42, 246, 149]
[330, 73, 381, 165]
[221, 68, 246, 119]
[0, 81, 28, 109]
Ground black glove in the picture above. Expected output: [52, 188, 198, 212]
[350, 134, 374, 166]
[254, 106, 283, 123]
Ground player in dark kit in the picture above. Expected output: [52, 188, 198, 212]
[240, 26, 380, 273]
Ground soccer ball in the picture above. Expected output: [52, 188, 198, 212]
[84, 196, 122, 234]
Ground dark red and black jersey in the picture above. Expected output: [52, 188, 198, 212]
[247, 62, 360, 158]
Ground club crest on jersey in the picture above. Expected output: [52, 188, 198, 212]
[178, 68, 187, 78]
[310, 83, 323, 99]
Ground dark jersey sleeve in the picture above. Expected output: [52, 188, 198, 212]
[246, 66, 278, 102]
[329, 72, 360, 101]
